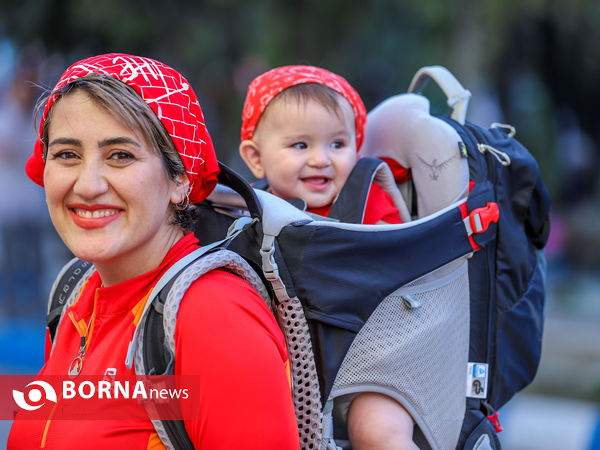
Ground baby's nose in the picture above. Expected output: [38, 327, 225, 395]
[308, 146, 331, 167]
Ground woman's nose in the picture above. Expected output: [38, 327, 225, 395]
[72, 159, 109, 199]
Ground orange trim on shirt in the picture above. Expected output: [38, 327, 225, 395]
[68, 311, 88, 338]
[67, 290, 98, 353]
[146, 431, 167, 449]
[132, 289, 153, 327]
[284, 358, 292, 389]
[43, 282, 96, 448]
[85, 292, 98, 351]
[69, 278, 90, 309]
[40, 392, 63, 448]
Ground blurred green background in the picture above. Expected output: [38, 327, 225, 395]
[0, 1, 599, 448]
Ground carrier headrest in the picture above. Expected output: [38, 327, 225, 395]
[362, 93, 469, 217]
[362, 94, 461, 166]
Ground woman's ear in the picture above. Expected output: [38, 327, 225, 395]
[171, 173, 190, 205]
[239, 140, 265, 179]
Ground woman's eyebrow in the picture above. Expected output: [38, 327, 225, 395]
[98, 137, 141, 147]
[48, 137, 82, 147]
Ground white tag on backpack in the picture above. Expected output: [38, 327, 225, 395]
[466, 362, 488, 398]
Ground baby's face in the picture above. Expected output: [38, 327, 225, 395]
[253, 97, 357, 208]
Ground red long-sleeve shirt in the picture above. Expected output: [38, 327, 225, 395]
[307, 183, 402, 224]
[8, 233, 299, 449]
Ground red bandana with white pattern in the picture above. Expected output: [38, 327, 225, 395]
[26, 53, 219, 204]
[241, 65, 367, 151]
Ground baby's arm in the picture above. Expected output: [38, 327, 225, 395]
[347, 392, 419, 450]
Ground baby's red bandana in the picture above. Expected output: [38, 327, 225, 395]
[241, 65, 366, 151]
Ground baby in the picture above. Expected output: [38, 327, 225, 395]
[239, 65, 418, 449]
[239, 65, 402, 225]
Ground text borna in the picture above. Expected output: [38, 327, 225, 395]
[62, 380, 189, 400]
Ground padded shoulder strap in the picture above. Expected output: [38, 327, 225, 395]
[133, 248, 268, 450]
[47, 258, 95, 343]
[138, 248, 270, 376]
[328, 157, 382, 223]
[328, 157, 411, 223]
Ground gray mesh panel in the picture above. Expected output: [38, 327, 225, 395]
[330, 259, 469, 450]
[275, 296, 326, 450]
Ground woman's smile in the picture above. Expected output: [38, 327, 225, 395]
[68, 204, 124, 229]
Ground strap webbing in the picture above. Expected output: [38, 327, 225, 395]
[47, 259, 93, 342]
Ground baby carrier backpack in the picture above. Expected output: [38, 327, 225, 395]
[361, 66, 551, 449]
[46, 66, 550, 450]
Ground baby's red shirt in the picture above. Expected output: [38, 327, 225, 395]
[307, 183, 402, 224]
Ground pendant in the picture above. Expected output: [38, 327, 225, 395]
[69, 355, 83, 378]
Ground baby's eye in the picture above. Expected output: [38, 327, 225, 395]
[331, 140, 345, 149]
[291, 142, 307, 150]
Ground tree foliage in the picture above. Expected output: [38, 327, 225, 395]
[1, 0, 598, 200]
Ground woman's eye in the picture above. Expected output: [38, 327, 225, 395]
[108, 151, 135, 162]
[291, 142, 307, 150]
[49, 150, 79, 161]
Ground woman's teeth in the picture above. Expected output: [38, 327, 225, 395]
[74, 209, 119, 218]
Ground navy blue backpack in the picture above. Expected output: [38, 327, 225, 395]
[361, 66, 551, 449]
[446, 115, 550, 449]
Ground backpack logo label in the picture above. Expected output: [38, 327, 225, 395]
[467, 362, 488, 398]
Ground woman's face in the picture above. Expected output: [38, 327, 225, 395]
[44, 90, 187, 284]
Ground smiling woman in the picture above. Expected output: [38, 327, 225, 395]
[8, 54, 299, 450]
[43, 89, 185, 286]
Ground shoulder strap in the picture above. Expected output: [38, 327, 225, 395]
[47, 258, 95, 342]
[139, 248, 270, 375]
[328, 157, 411, 223]
[123, 216, 264, 450]
[138, 248, 268, 450]
[327, 157, 382, 223]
